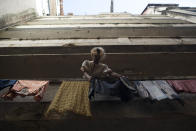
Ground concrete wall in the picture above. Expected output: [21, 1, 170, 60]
[0, 0, 37, 29]
[0, 0, 51, 29]
[0, 0, 36, 16]
[0, 0, 51, 17]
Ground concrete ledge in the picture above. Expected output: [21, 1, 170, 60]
[0, 83, 196, 130]
[0, 38, 196, 47]
[1, 24, 196, 39]
[0, 118, 196, 131]
[38, 15, 171, 19]
[0, 53, 196, 80]
[0, 95, 196, 119]
[27, 18, 190, 24]
[1, 40, 196, 54]
[0, 40, 196, 79]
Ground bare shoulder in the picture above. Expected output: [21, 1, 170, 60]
[82, 60, 93, 66]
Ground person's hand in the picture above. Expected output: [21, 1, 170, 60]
[80, 67, 85, 72]
[88, 76, 92, 81]
[103, 69, 112, 77]
[121, 75, 128, 78]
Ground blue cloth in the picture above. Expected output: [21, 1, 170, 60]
[0, 80, 17, 90]
[89, 77, 133, 102]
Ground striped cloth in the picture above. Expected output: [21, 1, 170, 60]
[46, 81, 92, 117]
[135, 80, 178, 101]
[167, 80, 196, 93]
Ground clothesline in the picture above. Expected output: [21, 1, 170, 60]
[0, 79, 196, 117]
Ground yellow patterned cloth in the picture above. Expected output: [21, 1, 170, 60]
[46, 81, 92, 117]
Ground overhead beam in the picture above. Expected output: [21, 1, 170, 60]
[0, 44, 196, 80]
[1, 24, 196, 39]
[1, 38, 195, 46]
[0, 38, 196, 55]
[0, 38, 196, 54]
[26, 18, 190, 25]
[38, 15, 171, 19]
[0, 53, 196, 80]
[1, 44, 196, 55]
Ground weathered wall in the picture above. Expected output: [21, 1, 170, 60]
[0, 0, 37, 29]
[0, 0, 53, 29]
[0, 0, 36, 16]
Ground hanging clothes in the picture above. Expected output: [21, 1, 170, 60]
[0, 80, 17, 90]
[140, 81, 167, 101]
[89, 77, 136, 102]
[153, 80, 179, 99]
[81, 60, 136, 102]
[134, 80, 178, 101]
[167, 80, 196, 93]
[134, 81, 150, 99]
[46, 81, 92, 117]
[1, 80, 49, 101]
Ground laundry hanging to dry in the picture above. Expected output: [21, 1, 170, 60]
[134, 80, 179, 101]
[46, 80, 92, 117]
[1, 80, 49, 101]
[167, 80, 196, 93]
[0, 80, 16, 91]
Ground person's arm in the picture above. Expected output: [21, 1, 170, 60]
[103, 65, 122, 78]
[83, 72, 92, 81]
[81, 67, 92, 81]
[111, 72, 122, 78]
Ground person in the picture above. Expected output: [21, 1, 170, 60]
[80, 47, 137, 102]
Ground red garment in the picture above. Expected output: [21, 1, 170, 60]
[167, 80, 196, 93]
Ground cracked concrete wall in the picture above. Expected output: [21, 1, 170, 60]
[0, 0, 37, 29]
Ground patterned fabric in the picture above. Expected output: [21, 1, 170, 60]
[134, 80, 178, 101]
[155, 80, 178, 99]
[1, 80, 49, 101]
[167, 80, 196, 93]
[141, 81, 167, 101]
[46, 81, 92, 117]
[12, 80, 48, 94]
[12, 80, 49, 100]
